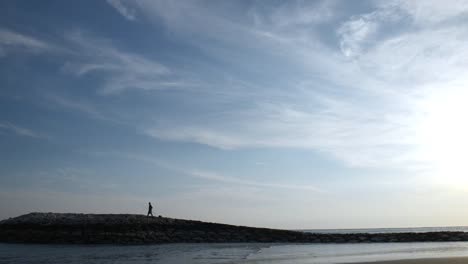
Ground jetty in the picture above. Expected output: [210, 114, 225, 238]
[1, 213, 468, 244]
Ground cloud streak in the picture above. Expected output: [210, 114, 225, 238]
[0, 28, 52, 56]
[0, 122, 44, 138]
[189, 169, 323, 192]
[106, 0, 137, 21]
[62, 31, 186, 95]
[46, 94, 112, 121]
[90, 151, 323, 192]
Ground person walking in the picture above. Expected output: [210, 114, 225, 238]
[147, 202, 154, 217]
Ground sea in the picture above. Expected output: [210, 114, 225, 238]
[302, 226, 468, 234]
[3, 227, 468, 264]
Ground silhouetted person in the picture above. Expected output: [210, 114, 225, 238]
[147, 202, 154, 217]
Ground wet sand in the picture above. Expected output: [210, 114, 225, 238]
[356, 257, 468, 264]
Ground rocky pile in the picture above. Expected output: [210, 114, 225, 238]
[1, 213, 468, 244]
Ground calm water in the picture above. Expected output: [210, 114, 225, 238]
[303, 226, 468, 234]
[3, 242, 468, 264]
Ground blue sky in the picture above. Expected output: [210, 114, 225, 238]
[2, 0, 468, 229]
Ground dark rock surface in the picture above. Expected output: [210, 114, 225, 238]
[1, 213, 468, 244]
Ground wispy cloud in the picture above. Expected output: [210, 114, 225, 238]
[62, 31, 184, 95]
[89, 150, 323, 192]
[133, 0, 468, 172]
[253, 0, 336, 29]
[189, 169, 323, 192]
[0, 27, 185, 96]
[4, 1, 468, 174]
[46, 94, 109, 121]
[145, 100, 415, 168]
[0, 28, 52, 56]
[0, 122, 44, 138]
[106, 0, 137, 21]
[338, 15, 378, 57]
[381, 0, 468, 25]
[337, 4, 404, 58]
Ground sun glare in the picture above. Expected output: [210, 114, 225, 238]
[415, 86, 468, 187]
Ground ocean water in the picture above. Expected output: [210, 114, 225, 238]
[303, 226, 468, 234]
[2, 242, 468, 264]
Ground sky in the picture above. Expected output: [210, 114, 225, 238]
[1, 0, 468, 229]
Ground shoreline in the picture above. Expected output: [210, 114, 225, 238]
[3, 242, 468, 264]
[354, 257, 468, 264]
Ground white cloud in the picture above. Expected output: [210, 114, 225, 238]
[145, 126, 246, 150]
[0, 122, 43, 138]
[0, 28, 52, 55]
[0, 28, 186, 96]
[5, 1, 467, 174]
[63, 31, 179, 94]
[360, 27, 468, 84]
[145, 100, 415, 168]
[134, 0, 468, 173]
[189, 169, 323, 192]
[267, 0, 336, 28]
[106, 0, 137, 21]
[337, 5, 404, 58]
[338, 16, 378, 57]
[381, 0, 468, 25]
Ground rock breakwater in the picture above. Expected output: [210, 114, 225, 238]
[1, 213, 468, 244]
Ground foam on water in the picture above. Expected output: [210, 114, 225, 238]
[2, 242, 468, 264]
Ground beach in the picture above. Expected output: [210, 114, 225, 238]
[3, 241, 468, 264]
